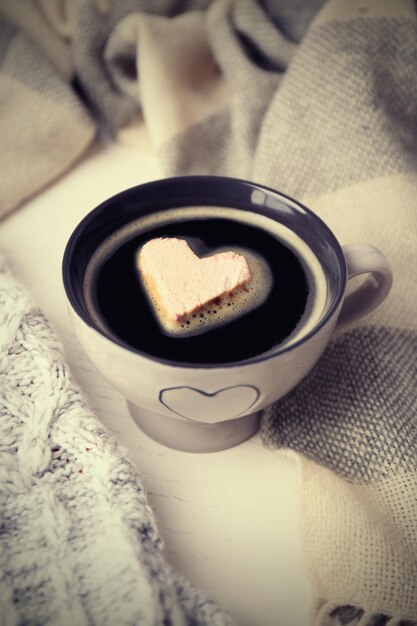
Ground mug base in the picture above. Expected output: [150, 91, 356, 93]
[126, 402, 262, 453]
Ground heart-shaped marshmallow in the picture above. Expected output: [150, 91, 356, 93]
[137, 237, 251, 327]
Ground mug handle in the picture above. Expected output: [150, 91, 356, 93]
[336, 244, 393, 328]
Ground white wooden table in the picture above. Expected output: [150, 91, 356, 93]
[0, 142, 312, 626]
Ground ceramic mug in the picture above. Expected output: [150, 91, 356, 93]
[62, 176, 392, 452]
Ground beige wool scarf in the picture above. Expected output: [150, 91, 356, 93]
[1, 0, 417, 624]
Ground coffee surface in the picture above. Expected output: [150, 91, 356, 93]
[84, 209, 323, 364]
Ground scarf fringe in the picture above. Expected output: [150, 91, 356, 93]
[313, 600, 417, 626]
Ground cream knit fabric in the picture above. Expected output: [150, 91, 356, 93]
[0, 258, 233, 625]
[1, 0, 417, 624]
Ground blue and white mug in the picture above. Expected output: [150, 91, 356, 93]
[62, 176, 392, 452]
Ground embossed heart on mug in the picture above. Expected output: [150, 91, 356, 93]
[137, 238, 251, 324]
[159, 385, 260, 423]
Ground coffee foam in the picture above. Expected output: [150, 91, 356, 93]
[84, 206, 328, 351]
[139, 243, 273, 338]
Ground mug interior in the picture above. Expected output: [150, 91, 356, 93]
[62, 176, 346, 366]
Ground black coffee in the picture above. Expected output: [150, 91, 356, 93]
[85, 214, 312, 364]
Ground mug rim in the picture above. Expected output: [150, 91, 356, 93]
[62, 175, 347, 369]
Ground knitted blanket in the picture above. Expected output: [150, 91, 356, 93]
[1, 0, 417, 624]
[0, 260, 232, 626]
